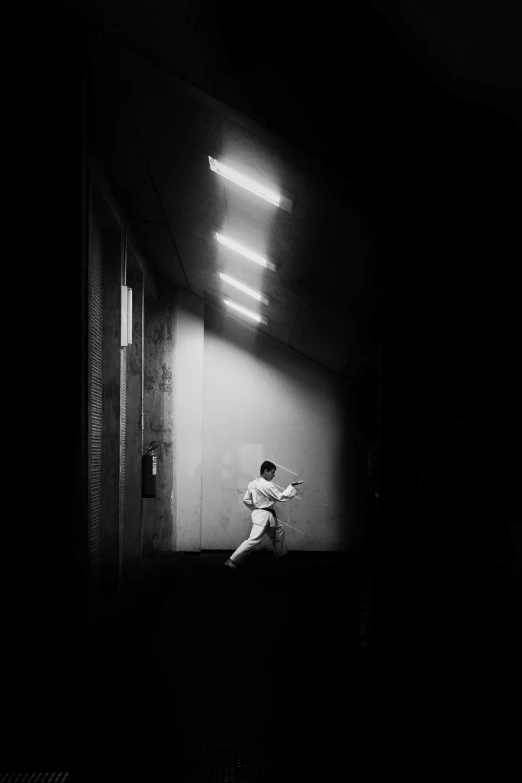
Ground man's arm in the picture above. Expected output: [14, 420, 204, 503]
[243, 487, 255, 511]
[264, 480, 303, 502]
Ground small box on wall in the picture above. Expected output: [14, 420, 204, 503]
[121, 285, 133, 346]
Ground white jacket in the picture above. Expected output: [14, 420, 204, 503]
[243, 477, 297, 528]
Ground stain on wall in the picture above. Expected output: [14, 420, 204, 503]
[142, 296, 176, 553]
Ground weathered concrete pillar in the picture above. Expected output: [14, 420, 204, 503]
[100, 228, 122, 587]
[174, 289, 204, 552]
[122, 266, 144, 579]
[142, 296, 176, 554]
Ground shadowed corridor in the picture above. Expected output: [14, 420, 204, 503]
[6, 546, 516, 780]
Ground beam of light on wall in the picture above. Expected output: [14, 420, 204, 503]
[273, 462, 299, 476]
[208, 156, 281, 207]
[214, 232, 277, 272]
[224, 298, 268, 325]
[279, 520, 305, 532]
[273, 482, 302, 500]
[219, 272, 270, 305]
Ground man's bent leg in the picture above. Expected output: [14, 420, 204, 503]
[267, 522, 288, 558]
[229, 524, 267, 566]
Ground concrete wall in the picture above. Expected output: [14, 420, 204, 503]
[142, 297, 176, 553]
[201, 305, 359, 552]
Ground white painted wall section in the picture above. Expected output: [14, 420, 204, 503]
[174, 289, 204, 551]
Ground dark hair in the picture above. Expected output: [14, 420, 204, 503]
[260, 460, 276, 475]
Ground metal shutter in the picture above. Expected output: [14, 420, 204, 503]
[88, 212, 103, 578]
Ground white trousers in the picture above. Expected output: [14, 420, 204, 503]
[230, 522, 288, 566]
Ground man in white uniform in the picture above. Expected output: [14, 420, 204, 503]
[224, 460, 303, 569]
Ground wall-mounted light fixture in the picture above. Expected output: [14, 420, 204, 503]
[224, 298, 269, 325]
[215, 232, 277, 272]
[208, 156, 293, 213]
[219, 272, 270, 305]
[121, 285, 133, 347]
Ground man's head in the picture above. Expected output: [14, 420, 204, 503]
[260, 460, 276, 481]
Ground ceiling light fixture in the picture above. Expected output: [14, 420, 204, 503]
[214, 232, 277, 272]
[224, 299, 268, 325]
[208, 156, 281, 207]
[219, 272, 270, 305]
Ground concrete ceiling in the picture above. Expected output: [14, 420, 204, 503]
[64, 0, 520, 378]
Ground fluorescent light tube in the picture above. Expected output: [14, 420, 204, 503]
[215, 232, 276, 271]
[209, 156, 281, 207]
[224, 299, 268, 325]
[219, 272, 269, 305]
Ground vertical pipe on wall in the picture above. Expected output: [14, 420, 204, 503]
[120, 341, 127, 584]
[122, 221, 164, 287]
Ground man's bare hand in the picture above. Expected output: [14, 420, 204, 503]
[292, 480, 304, 486]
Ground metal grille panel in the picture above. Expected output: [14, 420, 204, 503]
[120, 345, 127, 574]
[0, 775, 70, 781]
[89, 213, 103, 578]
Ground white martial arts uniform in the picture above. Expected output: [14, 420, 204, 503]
[229, 478, 297, 566]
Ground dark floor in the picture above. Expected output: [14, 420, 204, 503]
[5, 550, 519, 780]
[83, 551, 373, 781]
